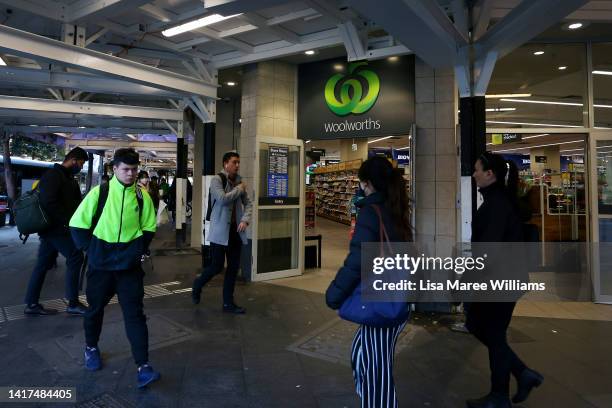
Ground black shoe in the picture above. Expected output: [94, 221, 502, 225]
[191, 282, 201, 305]
[66, 301, 87, 316]
[24, 303, 59, 316]
[223, 303, 246, 314]
[513, 368, 544, 403]
[466, 392, 511, 408]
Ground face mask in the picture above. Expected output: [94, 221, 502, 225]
[71, 164, 82, 175]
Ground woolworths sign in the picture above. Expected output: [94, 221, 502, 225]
[298, 56, 414, 140]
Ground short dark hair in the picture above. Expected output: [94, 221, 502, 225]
[222, 151, 240, 164]
[138, 170, 149, 179]
[113, 148, 140, 166]
[65, 147, 89, 162]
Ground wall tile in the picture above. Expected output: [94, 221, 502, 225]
[415, 208, 436, 236]
[436, 154, 457, 181]
[435, 235, 456, 258]
[415, 76, 435, 103]
[415, 58, 434, 78]
[434, 75, 456, 103]
[436, 209, 455, 236]
[435, 128, 456, 155]
[434, 102, 455, 129]
[416, 181, 436, 209]
[415, 155, 436, 182]
[256, 96, 274, 118]
[274, 79, 294, 102]
[415, 102, 435, 129]
[256, 116, 274, 137]
[415, 128, 436, 156]
[273, 119, 294, 139]
[436, 181, 456, 209]
[274, 99, 294, 121]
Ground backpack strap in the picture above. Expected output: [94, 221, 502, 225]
[136, 186, 144, 223]
[205, 173, 228, 221]
[91, 182, 109, 233]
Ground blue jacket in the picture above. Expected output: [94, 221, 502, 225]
[325, 192, 401, 309]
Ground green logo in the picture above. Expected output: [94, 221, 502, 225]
[324, 62, 380, 116]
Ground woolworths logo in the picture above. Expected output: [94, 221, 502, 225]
[324, 62, 380, 116]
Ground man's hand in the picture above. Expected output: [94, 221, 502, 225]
[238, 180, 247, 193]
[237, 221, 248, 232]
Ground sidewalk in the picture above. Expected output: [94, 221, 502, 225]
[0, 225, 610, 407]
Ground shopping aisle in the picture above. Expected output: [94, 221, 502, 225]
[268, 217, 350, 293]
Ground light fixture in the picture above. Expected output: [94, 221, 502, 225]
[305, 140, 311, 143]
[533, 51, 544, 56]
[486, 120, 582, 128]
[333, 64, 343, 71]
[305, 50, 315, 55]
[485, 93, 532, 99]
[568, 22, 583, 30]
[593, 70, 612, 76]
[0, 57, 6, 66]
[494, 140, 584, 153]
[558, 66, 567, 70]
[500, 98, 581, 107]
[388, 56, 399, 62]
[367, 136, 394, 144]
[396, 146, 410, 150]
[560, 148, 584, 152]
[226, 81, 236, 86]
[485, 107, 517, 112]
[162, 13, 242, 37]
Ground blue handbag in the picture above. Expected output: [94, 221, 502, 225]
[338, 205, 410, 327]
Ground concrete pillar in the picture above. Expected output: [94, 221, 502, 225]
[191, 120, 204, 248]
[414, 58, 459, 259]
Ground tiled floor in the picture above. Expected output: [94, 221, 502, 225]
[0, 220, 611, 407]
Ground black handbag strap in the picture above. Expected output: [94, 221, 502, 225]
[371, 204, 393, 256]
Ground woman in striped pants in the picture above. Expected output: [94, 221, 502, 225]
[326, 157, 413, 407]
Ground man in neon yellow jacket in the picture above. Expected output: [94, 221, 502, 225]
[69, 148, 160, 388]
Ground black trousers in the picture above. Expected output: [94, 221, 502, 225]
[25, 232, 84, 305]
[465, 302, 527, 396]
[193, 228, 242, 305]
[84, 266, 149, 366]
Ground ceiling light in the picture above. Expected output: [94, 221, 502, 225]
[305, 140, 311, 143]
[494, 140, 584, 153]
[396, 146, 410, 150]
[533, 51, 544, 56]
[593, 70, 612, 76]
[305, 50, 315, 55]
[162, 13, 242, 37]
[485, 93, 532, 99]
[568, 22, 583, 30]
[500, 98, 582, 107]
[560, 148, 584, 152]
[485, 107, 517, 112]
[368, 136, 394, 144]
[333, 64, 343, 71]
[558, 66, 567, 70]
[388, 56, 399, 62]
[0, 57, 6, 66]
[486, 120, 582, 128]
[522, 133, 550, 140]
[226, 81, 236, 86]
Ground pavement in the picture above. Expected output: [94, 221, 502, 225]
[0, 223, 611, 407]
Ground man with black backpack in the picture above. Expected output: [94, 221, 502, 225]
[23, 147, 89, 316]
[192, 151, 252, 314]
[69, 148, 160, 388]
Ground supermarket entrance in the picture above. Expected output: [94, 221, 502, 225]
[303, 134, 413, 274]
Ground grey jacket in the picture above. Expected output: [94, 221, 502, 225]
[207, 170, 253, 246]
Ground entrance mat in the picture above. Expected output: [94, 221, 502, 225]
[76, 393, 135, 408]
[152, 248, 201, 256]
[31, 314, 198, 375]
[287, 318, 425, 367]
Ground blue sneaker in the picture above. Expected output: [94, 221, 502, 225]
[84, 347, 101, 371]
[137, 364, 160, 388]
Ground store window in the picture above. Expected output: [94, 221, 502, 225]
[591, 43, 612, 129]
[486, 43, 588, 128]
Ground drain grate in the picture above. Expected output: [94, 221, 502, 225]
[77, 393, 134, 408]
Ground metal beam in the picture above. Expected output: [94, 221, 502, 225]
[175, 37, 212, 51]
[68, 0, 150, 22]
[0, 95, 183, 121]
[243, 12, 301, 44]
[360, 44, 411, 61]
[0, 24, 217, 98]
[85, 28, 109, 46]
[68, 140, 178, 151]
[213, 28, 341, 68]
[218, 24, 259, 38]
[0, 66, 184, 98]
[476, 0, 589, 59]
[266, 8, 320, 26]
[349, 0, 466, 68]
[303, 0, 352, 23]
[202, 0, 290, 16]
[139, 4, 175, 22]
[337, 21, 366, 61]
[4, 125, 171, 135]
[0, 0, 66, 21]
[473, 0, 493, 41]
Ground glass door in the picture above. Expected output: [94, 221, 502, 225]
[252, 137, 304, 281]
[589, 131, 612, 303]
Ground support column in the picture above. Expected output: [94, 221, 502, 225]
[175, 117, 188, 246]
[201, 121, 216, 267]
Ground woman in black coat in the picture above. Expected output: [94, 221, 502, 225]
[326, 157, 412, 408]
[466, 152, 543, 408]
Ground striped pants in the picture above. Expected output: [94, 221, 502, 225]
[351, 322, 406, 408]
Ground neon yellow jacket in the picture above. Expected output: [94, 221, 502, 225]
[70, 176, 156, 270]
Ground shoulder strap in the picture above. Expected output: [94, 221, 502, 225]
[205, 173, 228, 221]
[136, 186, 144, 220]
[218, 172, 227, 189]
[372, 204, 393, 256]
[91, 183, 109, 233]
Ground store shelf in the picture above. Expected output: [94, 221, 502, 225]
[313, 159, 362, 227]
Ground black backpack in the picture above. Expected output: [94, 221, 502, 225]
[205, 173, 227, 222]
[91, 182, 144, 233]
[14, 188, 51, 243]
